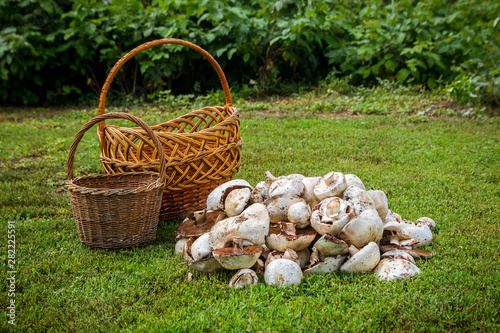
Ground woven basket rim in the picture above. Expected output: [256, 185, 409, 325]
[103, 107, 239, 138]
[67, 172, 163, 195]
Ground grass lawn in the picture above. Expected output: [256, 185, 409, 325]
[1, 91, 499, 331]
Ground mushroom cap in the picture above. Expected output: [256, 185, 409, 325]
[264, 194, 305, 223]
[287, 201, 312, 228]
[416, 217, 436, 231]
[265, 248, 300, 268]
[264, 259, 303, 286]
[269, 179, 305, 198]
[374, 258, 421, 281]
[266, 225, 316, 252]
[381, 221, 412, 245]
[310, 197, 353, 236]
[229, 269, 259, 288]
[190, 233, 212, 261]
[367, 189, 389, 222]
[340, 242, 381, 274]
[385, 210, 402, 224]
[401, 221, 433, 247]
[206, 180, 253, 211]
[343, 185, 376, 216]
[249, 181, 270, 204]
[175, 238, 190, 257]
[381, 250, 416, 264]
[175, 211, 225, 237]
[225, 187, 252, 217]
[304, 255, 347, 276]
[189, 256, 224, 273]
[287, 173, 306, 181]
[213, 245, 262, 270]
[344, 174, 366, 190]
[338, 208, 383, 248]
[313, 172, 347, 201]
[301, 176, 321, 208]
[313, 234, 349, 256]
[209, 203, 270, 250]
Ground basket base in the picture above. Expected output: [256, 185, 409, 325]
[160, 178, 232, 221]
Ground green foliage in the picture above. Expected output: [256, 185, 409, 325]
[1, 0, 499, 105]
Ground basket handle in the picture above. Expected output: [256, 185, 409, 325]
[97, 38, 233, 131]
[67, 112, 166, 185]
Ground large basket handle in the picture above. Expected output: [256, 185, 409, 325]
[97, 38, 233, 131]
[68, 112, 166, 185]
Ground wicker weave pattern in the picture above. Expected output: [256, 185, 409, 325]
[95, 39, 243, 220]
[67, 113, 166, 249]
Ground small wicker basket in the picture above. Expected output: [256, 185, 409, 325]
[96, 39, 243, 221]
[67, 112, 166, 249]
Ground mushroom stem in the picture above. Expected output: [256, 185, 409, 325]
[193, 210, 206, 225]
[390, 234, 400, 245]
[282, 222, 297, 236]
[233, 237, 244, 255]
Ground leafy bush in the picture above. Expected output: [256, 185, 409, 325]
[0, 0, 498, 105]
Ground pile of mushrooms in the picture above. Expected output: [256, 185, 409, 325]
[175, 171, 435, 288]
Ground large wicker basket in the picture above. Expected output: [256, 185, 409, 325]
[96, 39, 243, 221]
[67, 112, 166, 249]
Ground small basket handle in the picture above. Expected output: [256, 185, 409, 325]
[67, 112, 166, 185]
[97, 38, 233, 132]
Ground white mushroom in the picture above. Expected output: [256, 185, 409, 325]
[264, 194, 304, 223]
[249, 181, 270, 204]
[209, 203, 270, 250]
[206, 179, 253, 211]
[265, 170, 287, 183]
[264, 259, 303, 286]
[381, 250, 416, 264]
[229, 269, 259, 288]
[304, 255, 347, 275]
[190, 233, 212, 261]
[265, 248, 300, 268]
[287, 173, 306, 181]
[343, 185, 376, 216]
[213, 238, 262, 270]
[340, 242, 380, 274]
[269, 178, 305, 198]
[225, 187, 252, 217]
[175, 238, 190, 257]
[265, 223, 316, 252]
[344, 174, 366, 190]
[416, 217, 436, 231]
[381, 221, 412, 246]
[301, 176, 321, 208]
[385, 210, 402, 224]
[313, 234, 349, 256]
[287, 201, 312, 228]
[310, 197, 353, 236]
[374, 258, 421, 281]
[367, 189, 389, 222]
[400, 220, 433, 247]
[338, 208, 383, 248]
[313, 172, 348, 201]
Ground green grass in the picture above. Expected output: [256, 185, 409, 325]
[1, 91, 499, 332]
